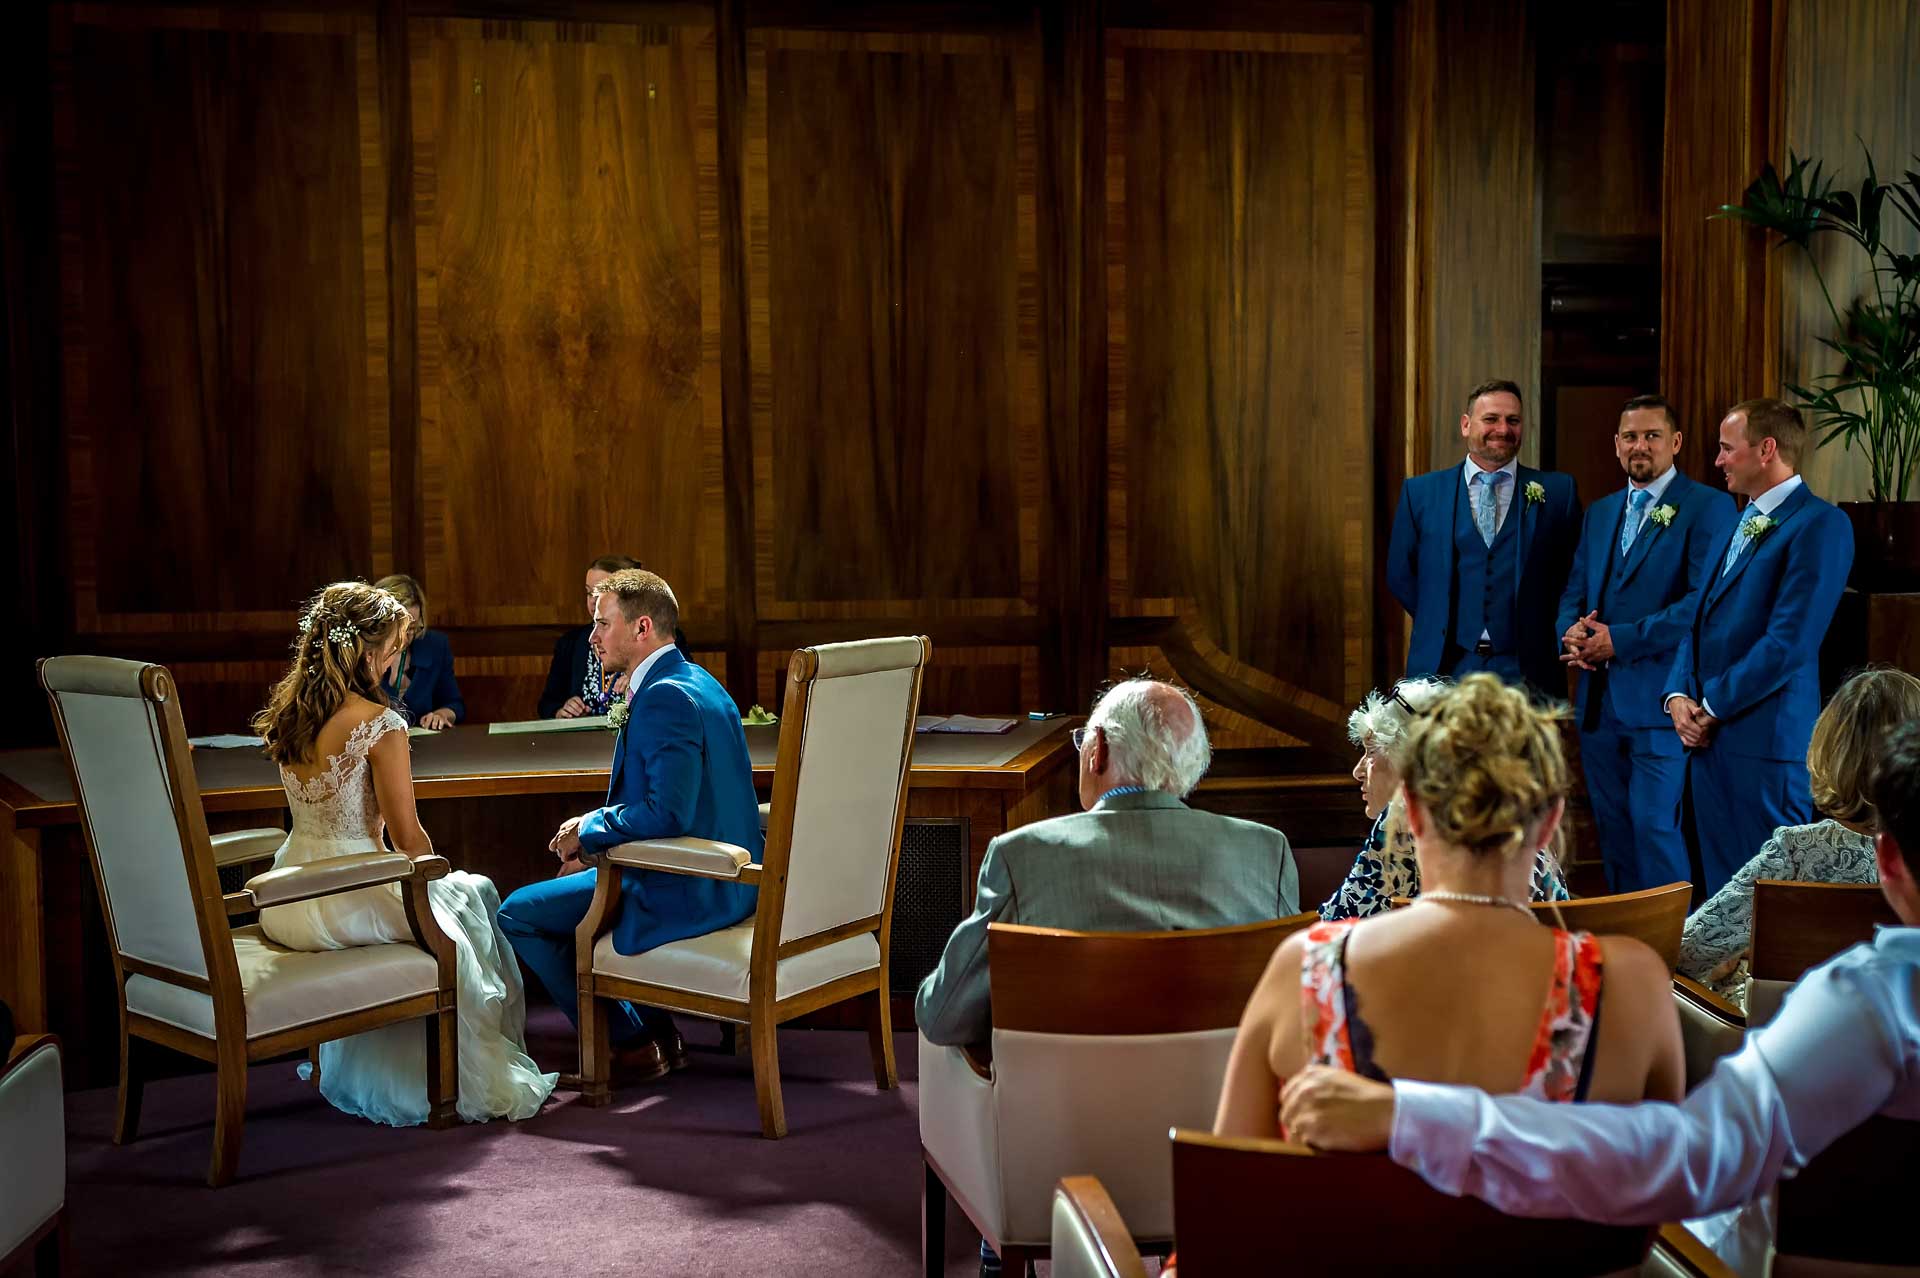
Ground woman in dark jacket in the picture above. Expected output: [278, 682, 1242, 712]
[374, 573, 465, 729]
[537, 554, 688, 718]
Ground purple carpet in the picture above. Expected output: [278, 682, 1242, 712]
[61, 1008, 988, 1276]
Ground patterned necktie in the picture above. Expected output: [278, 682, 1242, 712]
[1473, 471, 1508, 546]
[1620, 488, 1652, 556]
[1722, 508, 1765, 576]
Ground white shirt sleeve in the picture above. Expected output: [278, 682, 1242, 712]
[1388, 947, 1915, 1222]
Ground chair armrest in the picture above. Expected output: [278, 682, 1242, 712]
[1674, 974, 1746, 1026]
[757, 801, 770, 832]
[241, 851, 415, 909]
[603, 837, 759, 884]
[1650, 1222, 1740, 1277]
[1053, 1176, 1150, 1278]
[210, 827, 286, 868]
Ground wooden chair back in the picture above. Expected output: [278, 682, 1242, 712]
[1750, 880, 1896, 982]
[987, 914, 1317, 1034]
[1169, 1129, 1653, 1276]
[753, 637, 929, 958]
[1532, 881, 1691, 971]
[1775, 1116, 1920, 1271]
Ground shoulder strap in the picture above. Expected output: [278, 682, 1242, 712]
[1570, 932, 1606, 1103]
[1299, 921, 1389, 1082]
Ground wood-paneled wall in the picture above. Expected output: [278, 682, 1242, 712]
[5, 0, 1714, 750]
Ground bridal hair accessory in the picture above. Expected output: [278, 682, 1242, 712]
[328, 624, 357, 645]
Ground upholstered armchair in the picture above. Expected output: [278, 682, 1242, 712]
[1051, 1177, 1147, 1278]
[39, 656, 459, 1187]
[1, 1033, 65, 1274]
[574, 636, 929, 1137]
[918, 916, 1314, 1275]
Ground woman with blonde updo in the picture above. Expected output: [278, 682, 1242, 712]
[254, 581, 554, 1126]
[1215, 674, 1682, 1139]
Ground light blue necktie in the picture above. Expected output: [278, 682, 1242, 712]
[1620, 488, 1652, 556]
[1722, 508, 1765, 576]
[1473, 471, 1508, 546]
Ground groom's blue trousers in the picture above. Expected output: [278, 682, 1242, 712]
[498, 869, 673, 1046]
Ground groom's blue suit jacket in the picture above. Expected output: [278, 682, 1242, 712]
[1387, 463, 1582, 692]
[1664, 482, 1853, 760]
[576, 647, 763, 955]
[1555, 470, 1736, 728]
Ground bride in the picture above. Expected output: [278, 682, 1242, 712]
[252, 581, 555, 1126]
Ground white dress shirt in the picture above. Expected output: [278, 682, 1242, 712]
[626, 639, 676, 693]
[1388, 925, 1920, 1223]
[1664, 472, 1807, 718]
[1461, 456, 1520, 534]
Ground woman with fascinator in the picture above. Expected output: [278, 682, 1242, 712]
[252, 581, 555, 1126]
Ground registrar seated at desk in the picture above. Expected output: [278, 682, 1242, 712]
[915, 679, 1300, 1047]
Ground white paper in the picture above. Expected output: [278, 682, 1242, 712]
[188, 734, 266, 749]
[914, 714, 1017, 735]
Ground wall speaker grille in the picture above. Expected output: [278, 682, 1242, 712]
[890, 817, 969, 996]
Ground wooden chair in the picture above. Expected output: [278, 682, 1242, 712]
[918, 914, 1317, 1276]
[1051, 1177, 1149, 1278]
[1532, 881, 1692, 971]
[1748, 879, 1897, 1025]
[1168, 1128, 1657, 1276]
[575, 636, 929, 1137]
[40, 656, 459, 1186]
[1671, 973, 1747, 1091]
[1, 1035, 65, 1276]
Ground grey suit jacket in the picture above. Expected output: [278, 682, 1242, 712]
[913, 790, 1299, 1046]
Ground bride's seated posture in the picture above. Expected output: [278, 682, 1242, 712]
[253, 581, 556, 1126]
[1216, 674, 1683, 1140]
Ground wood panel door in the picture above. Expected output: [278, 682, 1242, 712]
[409, 17, 725, 633]
[1105, 22, 1374, 746]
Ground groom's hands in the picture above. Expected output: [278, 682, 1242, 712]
[550, 815, 584, 860]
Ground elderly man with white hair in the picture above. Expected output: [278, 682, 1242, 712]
[914, 678, 1299, 1048]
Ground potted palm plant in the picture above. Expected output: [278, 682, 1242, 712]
[1718, 150, 1920, 589]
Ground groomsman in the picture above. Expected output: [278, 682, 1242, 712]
[1556, 396, 1736, 892]
[1665, 398, 1854, 896]
[1388, 379, 1582, 693]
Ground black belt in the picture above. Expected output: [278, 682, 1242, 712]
[1474, 639, 1494, 658]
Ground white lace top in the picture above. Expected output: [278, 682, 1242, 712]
[279, 708, 408, 853]
[1678, 819, 1879, 1005]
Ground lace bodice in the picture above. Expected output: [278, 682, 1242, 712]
[279, 709, 408, 848]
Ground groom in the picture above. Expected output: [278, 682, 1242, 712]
[498, 569, 762, 1080]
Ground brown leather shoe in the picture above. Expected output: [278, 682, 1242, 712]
[663, 1030, 689, 1072]
[610, 1040, 672, 1085]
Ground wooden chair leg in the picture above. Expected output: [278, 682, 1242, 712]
[579, 986, 612, 1108]
[922, 1157, 947, 1278]
[425, 1008, 458, 1129]
[208, 1043, 247, 1188]
[307, 1044, 323, 1089]
[114, 1022, 144, 1146]
[749, 1006, 786, 1138]
[865, 984, 897, 1090]
[1000, 1245, 1045, 1276]
[32, 1209, 66, 1278]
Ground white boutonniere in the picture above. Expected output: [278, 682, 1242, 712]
[1524, 481, 1546, 504]
[1648, 504, 1676, 528]
[607, 701, 630, 731]
[1745, 514, 1776, 542]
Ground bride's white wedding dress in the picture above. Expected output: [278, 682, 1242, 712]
[259, 708, 556, 1126]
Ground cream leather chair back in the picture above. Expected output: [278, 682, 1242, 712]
[0, 1036, 65, 1273]
[774, 637, 925, 946]
[44, 657, 216, 985]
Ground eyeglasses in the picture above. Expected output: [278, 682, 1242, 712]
[1389, 683, 1421, 717]
[1071, 726, 1097, 752]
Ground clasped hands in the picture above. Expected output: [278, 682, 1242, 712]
[1667, 695, 1717, 748]
[550, 815, 590, 876]
[1559, 611, 1614, 670]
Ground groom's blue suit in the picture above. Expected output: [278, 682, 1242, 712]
[1665, 479, 1852, 896]
[499, 645, 761, 1044]
[1556, 470, 1735, 892]
[1388, 462, 1582, 693]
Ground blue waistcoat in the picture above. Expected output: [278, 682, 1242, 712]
[1452, 487, 1521, 652]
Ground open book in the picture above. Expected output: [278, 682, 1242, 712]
[914, 714, 1017, 735]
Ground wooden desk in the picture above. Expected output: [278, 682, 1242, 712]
[0, 718, 1077, 1086]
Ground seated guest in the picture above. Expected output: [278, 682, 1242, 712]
[1217, 674, 1683, 1142]
[539, 554, 640, 718]
[499, 569, 761, 1080]
[1275, 720, 1920, 1246]
[1679, 665, 1920, 1005]
[915, 679, 1299, 1048]
[1322, 677, 1568, 919]
[373, 573, 463, 729]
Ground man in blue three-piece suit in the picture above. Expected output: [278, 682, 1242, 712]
[1664, 398, 1854, 898]
[1555, 395, 1736, 893]
[498, 569, 762, 1081]
[1387, 379, 1583, 694]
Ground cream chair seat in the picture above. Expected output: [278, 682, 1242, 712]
[1, 1035, 65, 1275]
[576, 636, 930, 1137]
[40, 656, 460, 1187]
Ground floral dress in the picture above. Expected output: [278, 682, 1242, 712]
[1678, 819, 1878, 1009]
[1318, 802, 1571, 921]
[1301, 918, 1605, 1101]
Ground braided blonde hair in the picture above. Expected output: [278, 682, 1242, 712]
[254, 582, 416, 765]
[1388, 673, 1569, 860]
